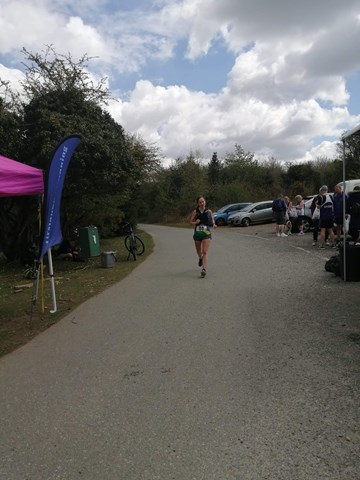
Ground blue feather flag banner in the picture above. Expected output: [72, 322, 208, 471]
[39, 135, 81, 260]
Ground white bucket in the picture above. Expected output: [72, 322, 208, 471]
[101, 251, 117, 268]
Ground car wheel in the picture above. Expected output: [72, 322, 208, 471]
[216, 218, 226, 226]
[302, 217, 312, 233]
[241, 217, 251, 227]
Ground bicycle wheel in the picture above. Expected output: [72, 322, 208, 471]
[124, 235, 144, 260]
[133, 235, 145, 256]
[125, 235, 145, 255]
[124, 235, 136, 260]
[124, 235, 132, 253]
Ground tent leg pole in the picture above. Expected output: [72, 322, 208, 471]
[34, 264, 40, 305]
[342, 140, 347, 282]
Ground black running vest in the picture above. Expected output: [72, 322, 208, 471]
[195, 207, 211, 226]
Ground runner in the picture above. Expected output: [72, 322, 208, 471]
[190, 196, 216, 277]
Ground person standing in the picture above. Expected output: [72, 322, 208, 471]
[272, 193, 288, 237]
[310, 194, 320, 246]
[311, 188, 329, 246]
[333, 184, 348, 244]
[294, 195, 305, 235]
[190, 196, 216, 277]
[346, 186, 360, 244]
[316, 185, 336, 249]
[283, 195, 293, 235]
[288, 198, 298, 234]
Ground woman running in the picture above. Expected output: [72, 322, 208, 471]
[190, 196, 216, 277]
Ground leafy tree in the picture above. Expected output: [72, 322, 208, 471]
[223, 144, 270, 191]
[208, 152, 222, 187]
[168, 153, 208, 216]
[0, 89, 37, 263]
[20, 46, 109, 106]
[261, 156, 286, 195]
[222, 144, 256, 183]
[136, 169, 172, 223]
[309, 156, 342, 191]
[20, 100, 133, 238]
[121, 134, 162, 224]
[18, 47, 164, 236]
[337, 134, 360, 179]
[0, 45, 160, 260]
[0, 94, 22, 159]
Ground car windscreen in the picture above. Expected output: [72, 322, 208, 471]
[217, 205, 231, 213]
[240, 204, 255, 212]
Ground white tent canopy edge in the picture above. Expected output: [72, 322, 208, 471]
[341, 123, 360, 141]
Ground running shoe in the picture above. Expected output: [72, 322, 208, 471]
[198, 257, 203, 267]
[201, 268, 206, 278]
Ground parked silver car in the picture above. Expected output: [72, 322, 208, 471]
[228, 201, 274, 226]
[213, 202, 251, 226]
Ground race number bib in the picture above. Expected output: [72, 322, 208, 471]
[196, 225, 211, 235]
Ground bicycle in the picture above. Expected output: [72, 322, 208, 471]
[123, 222, 145, 261]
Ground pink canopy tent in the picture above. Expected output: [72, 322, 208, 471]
[0, 154, 44, 197]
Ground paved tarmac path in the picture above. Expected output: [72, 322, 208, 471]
[1, 224, 359, 480]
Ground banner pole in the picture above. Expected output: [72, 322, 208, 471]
[41, 260, 45, 313]
[47, 248, 57, 313]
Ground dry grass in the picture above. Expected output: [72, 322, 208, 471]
[0, 230, 153, 358]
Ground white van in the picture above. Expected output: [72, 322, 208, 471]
[336, 179, 360, 192]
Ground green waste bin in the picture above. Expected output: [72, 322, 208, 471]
[79, 226, 100, 258]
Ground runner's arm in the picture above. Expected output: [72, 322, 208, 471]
[190, 210, 200, 225]
[208, 209, 217, 228]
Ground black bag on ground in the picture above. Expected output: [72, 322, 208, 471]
[325, 255, 340, 276]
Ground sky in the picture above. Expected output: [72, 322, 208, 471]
[1, 0, 360, 166]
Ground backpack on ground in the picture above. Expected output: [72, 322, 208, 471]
[325, 255, 340, 276]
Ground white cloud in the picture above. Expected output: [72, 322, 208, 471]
[0, 64, 23, 89]
[300, 141, 339, 164]
[0, 1, 61, 55]
[64, 17, 108, 58]
[1, 0, 360, 165]
[107, 80, 358, 163]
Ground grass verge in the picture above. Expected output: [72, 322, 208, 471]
[0, 230, 153, 358]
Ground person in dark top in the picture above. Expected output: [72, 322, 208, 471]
[272, 193, 287, 237]
[333, 184, 348, 243]
[310, 193, 320, 246]
[190, 196, 216, 277]
[346, 186, 360, 244]
[316, 185, 336, 249]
